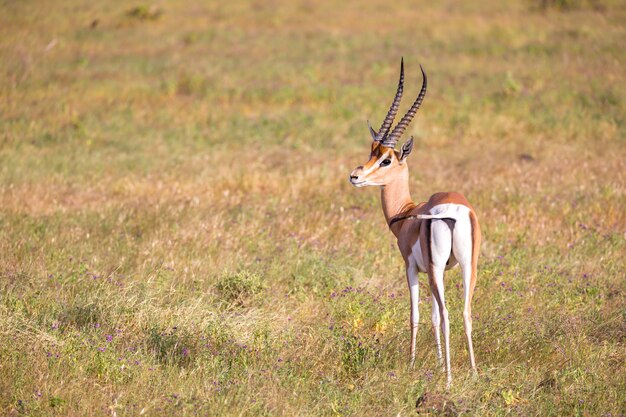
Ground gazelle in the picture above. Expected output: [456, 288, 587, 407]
[349, 59, 481, 385]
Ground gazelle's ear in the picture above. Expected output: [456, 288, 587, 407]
[367, 120, 378, 141]
[399, 137, 414, 162]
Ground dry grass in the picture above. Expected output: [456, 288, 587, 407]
[1, 0, 625, 415]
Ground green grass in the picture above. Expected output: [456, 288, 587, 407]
[1, 0, 625, 415]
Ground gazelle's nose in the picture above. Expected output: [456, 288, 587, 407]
[349, 166, 363, 183]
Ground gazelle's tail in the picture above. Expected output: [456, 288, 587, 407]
[417, 213, 455, 220]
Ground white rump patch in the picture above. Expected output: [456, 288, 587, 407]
[411, 204, 471, 273]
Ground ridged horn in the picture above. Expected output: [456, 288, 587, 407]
[371, 58, 404, 142]
[382, 64, 427, 148]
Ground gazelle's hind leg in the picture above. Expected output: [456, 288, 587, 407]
[428, 219, 453, 386]
[431, 293, 442, 365]
[452, 213, 478, 372]
[406, 260, 419, 367]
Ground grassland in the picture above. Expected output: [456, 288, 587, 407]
[1, 0, 625, 415]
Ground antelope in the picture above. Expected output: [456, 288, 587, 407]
[349, 59, 481, 385]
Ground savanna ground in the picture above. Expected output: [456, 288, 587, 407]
[1, 0, 625, 415]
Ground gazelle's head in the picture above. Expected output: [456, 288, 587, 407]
[349, 59, 427, 188]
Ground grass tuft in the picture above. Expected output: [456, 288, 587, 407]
[215, 270, 265, 307]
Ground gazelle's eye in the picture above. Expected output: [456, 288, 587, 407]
[380, 159, 391, 167]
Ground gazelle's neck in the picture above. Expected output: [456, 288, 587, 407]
[380, 166, 415, 237]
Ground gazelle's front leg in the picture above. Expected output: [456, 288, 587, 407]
[406, 261, 419, 367]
